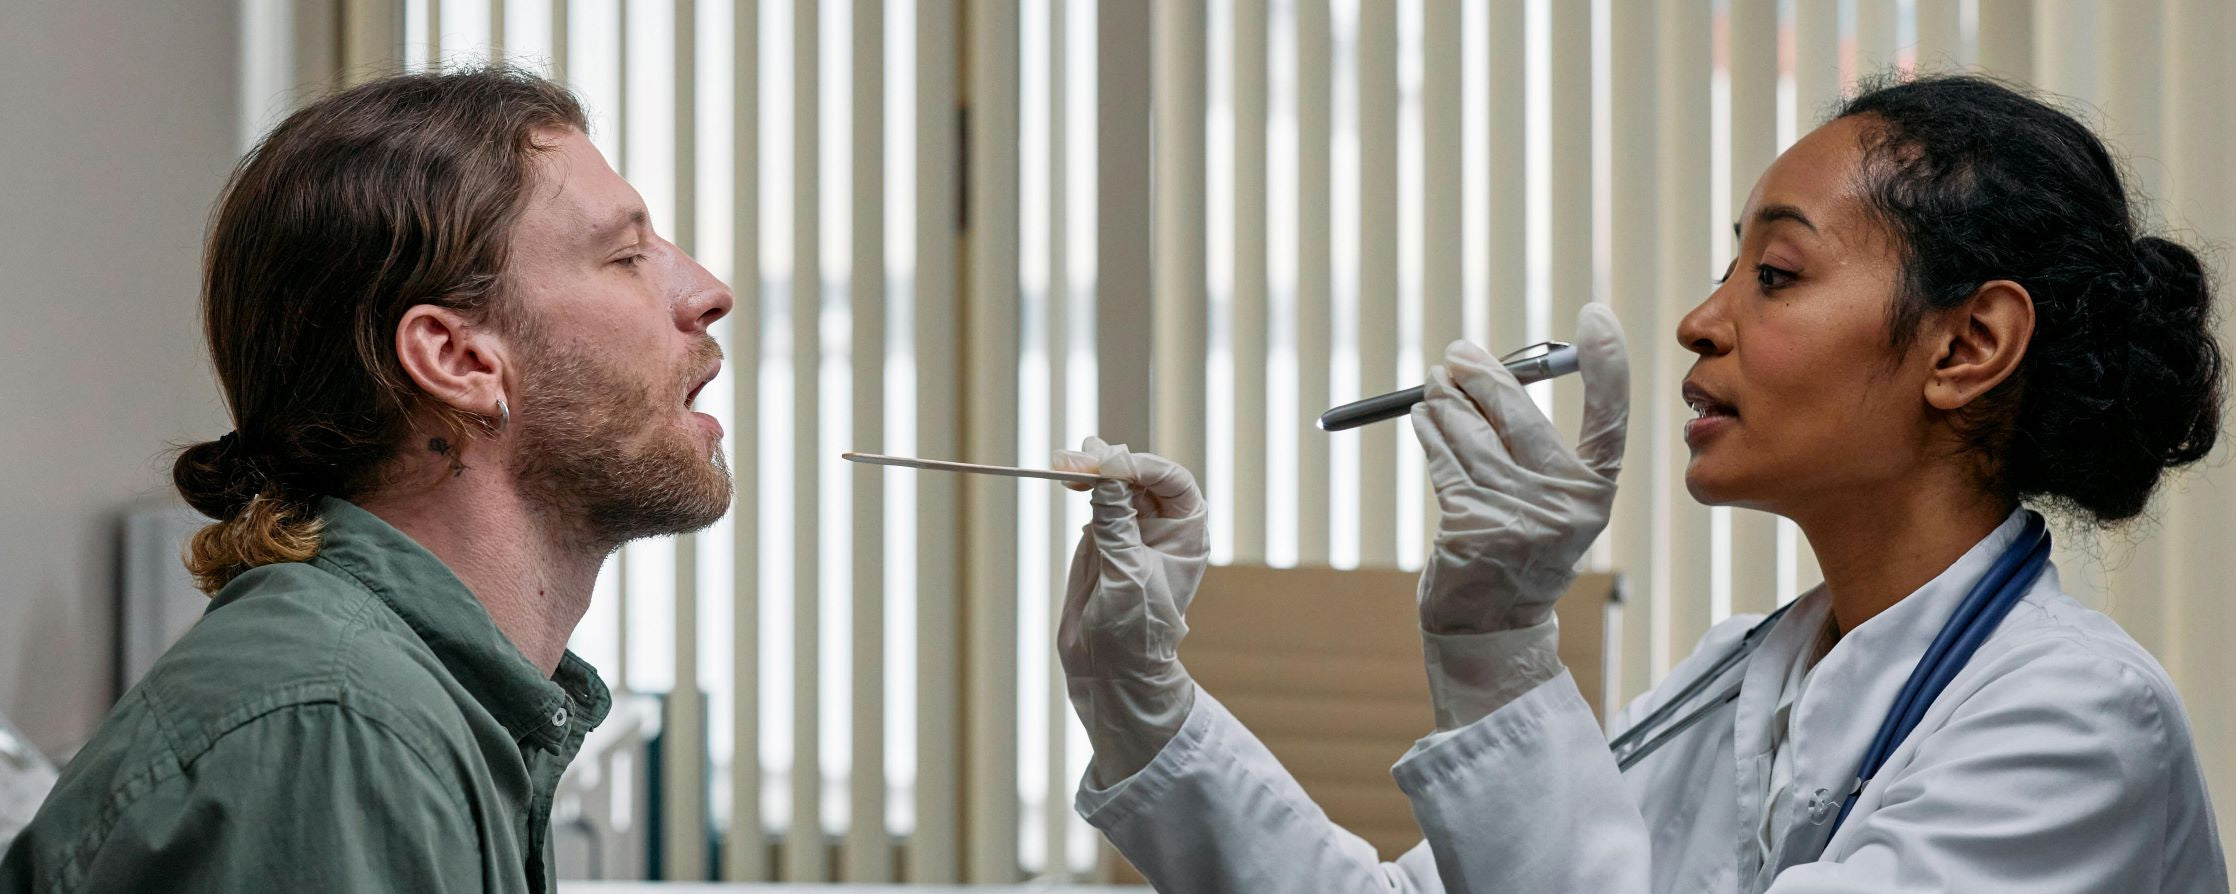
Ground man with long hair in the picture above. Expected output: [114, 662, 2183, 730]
[1, 68, 733, 892]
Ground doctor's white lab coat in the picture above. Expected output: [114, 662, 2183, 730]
[1075, 511, 2227, 892]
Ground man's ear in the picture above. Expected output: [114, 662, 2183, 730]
[395, 305, 510, 426]
[1923, 279, 2034, 412]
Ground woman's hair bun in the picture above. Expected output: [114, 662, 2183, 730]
[2132, 236, 2212, 321]
[2113, 235, 2220, 469]
[2009, 234, 2223, 525]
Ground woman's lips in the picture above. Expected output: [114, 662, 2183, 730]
[1683, 411, 1734, 448]
[1681, 381, 1736, 449]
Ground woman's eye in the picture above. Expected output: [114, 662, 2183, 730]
[1756, 264, 1796, 290]
[1713, 258, 1737, 285]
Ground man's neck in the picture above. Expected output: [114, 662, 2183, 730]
[357, 467, 604, 677]
[1788, 467, 2015, 636]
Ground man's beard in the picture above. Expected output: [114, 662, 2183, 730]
[509, 332, 733, 549]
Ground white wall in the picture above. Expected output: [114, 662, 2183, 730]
[0, 0, 240, 759]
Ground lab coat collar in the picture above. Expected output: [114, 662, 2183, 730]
[1760, 506, 2040, 868]
[1728, 571, 1833, 879]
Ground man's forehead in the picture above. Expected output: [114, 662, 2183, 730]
[521, 129, 646, 239]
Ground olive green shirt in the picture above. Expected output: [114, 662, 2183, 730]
[0, 498, 611, 893]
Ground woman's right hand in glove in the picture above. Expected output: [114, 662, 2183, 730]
[1052, 438, 1211, 786]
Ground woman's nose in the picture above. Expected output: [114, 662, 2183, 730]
[1674, 290, 1731, 358]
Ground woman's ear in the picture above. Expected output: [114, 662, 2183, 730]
[395, 305, 511, 422]
[1923, 279, 2034, 411]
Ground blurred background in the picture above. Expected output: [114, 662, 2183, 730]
[4, 0, 2233, 886]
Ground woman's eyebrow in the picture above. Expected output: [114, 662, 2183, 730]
[1733, 204, 1819, 240]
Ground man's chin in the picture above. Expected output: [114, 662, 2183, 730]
[589, 496, 728, 545]
[566, 452, 734, 546]
[674, 478, 735, 533]
[646, 464, 735, 537]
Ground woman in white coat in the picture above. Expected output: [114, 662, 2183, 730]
[1052, 76, 2228, 892]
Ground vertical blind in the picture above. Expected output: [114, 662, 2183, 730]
[267, 0, 2236, 879]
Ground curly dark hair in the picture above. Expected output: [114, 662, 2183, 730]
[1833, 74, 2224, 525]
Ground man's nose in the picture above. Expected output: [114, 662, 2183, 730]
[672, 249, 733, 333]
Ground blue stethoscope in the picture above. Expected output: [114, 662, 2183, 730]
[1607, 512, 2053, 840]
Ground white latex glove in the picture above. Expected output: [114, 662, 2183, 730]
[1411, 302, 1629, 635]
[1052, 437, 1211, 786]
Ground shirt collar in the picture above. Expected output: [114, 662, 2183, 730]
[308, 497, 610, 750]
[1780, 506, 2041, 785]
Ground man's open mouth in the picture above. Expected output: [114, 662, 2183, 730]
[685, 367, 717, 409]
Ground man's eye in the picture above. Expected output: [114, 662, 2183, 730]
[615, 254, 647, 268]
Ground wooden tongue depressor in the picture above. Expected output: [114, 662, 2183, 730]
[841, 452, 1116, 485]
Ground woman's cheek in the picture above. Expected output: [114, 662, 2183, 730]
[1738, 335, 1818, 430]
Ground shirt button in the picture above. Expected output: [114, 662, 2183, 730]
[1805, 788, 1837, 825]
[552, 708, 569, 727]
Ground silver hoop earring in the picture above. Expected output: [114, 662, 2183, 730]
[496, 398, 510, 433]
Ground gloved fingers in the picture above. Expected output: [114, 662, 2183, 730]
[1087, 478, 1145, 550]
[1444, 340, 1585, 478]
[1410, 402, 1467, 495]
[1059, 529, 1100, 624]
[1412, 405, 1499, 537]
[1070, 440, 1166, 520]
[1413, 368, 1508, 492]
[1574, 303, 1631, 480]
[1061, 529, 1156, 635]
[1056, 438, 1147, 521]
[1120, 451, 1206, 520]
[1055, 435, 1125, 492]
[1437, 342, 1500, 419]
[1091, 438, 1138, 479]
[1069, 438, 1202, 523]
[1052, 445, 1102, 493]
[1060, 528, 1122, 674]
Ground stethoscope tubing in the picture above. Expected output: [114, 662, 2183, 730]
[1827, 516, 2051, 835]
[1609, 603, 1794, 770]
[1614, 683, 1740, 772]
[1609, 514, 2053, 844]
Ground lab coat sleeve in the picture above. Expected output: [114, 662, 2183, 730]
[1079, 624, 1694, 894]
[1076, 686, 1447, 893]
[1076, 613, 1778, 893]
[1421, 617, 1567, 732]
[1765, 643, 2215, 893]
[1391, 668, 1654, 892]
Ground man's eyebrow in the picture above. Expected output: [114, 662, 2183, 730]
[1733, 204, 1819, 239]
[587, 208, 649, 243]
